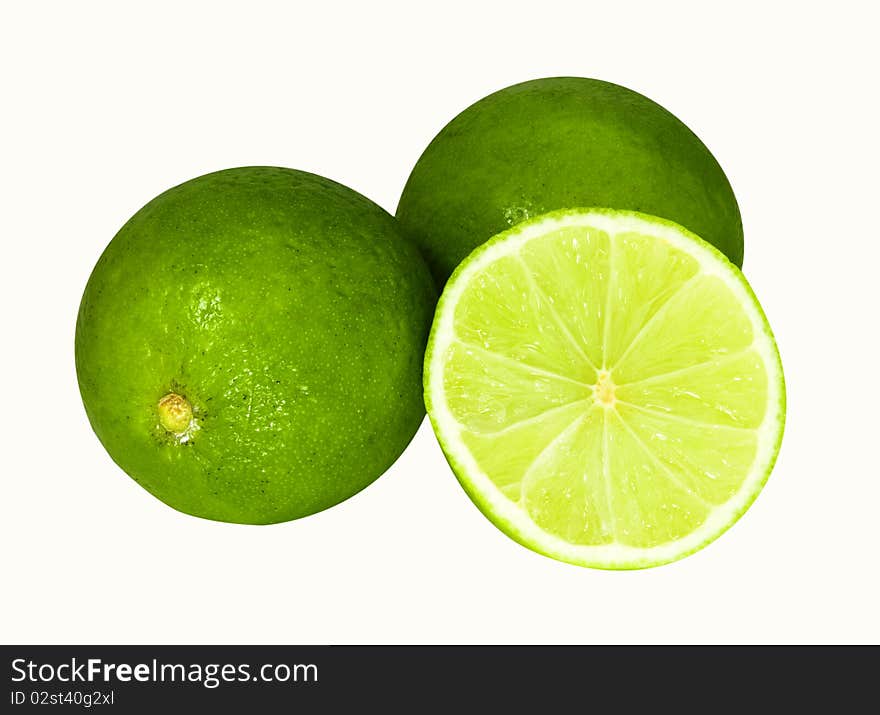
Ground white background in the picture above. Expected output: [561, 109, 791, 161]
[2, 1, 878, 645]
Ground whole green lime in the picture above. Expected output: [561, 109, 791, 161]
[76, 167, 435, 524]
[397, 77, 743, 284]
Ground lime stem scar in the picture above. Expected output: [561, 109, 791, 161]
[158, 392, 193, 433]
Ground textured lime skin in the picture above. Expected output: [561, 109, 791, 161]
[397, 77, 743, 285]
[76, 167, 436, 524]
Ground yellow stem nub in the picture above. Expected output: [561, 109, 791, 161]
[158, 393, 193, 434]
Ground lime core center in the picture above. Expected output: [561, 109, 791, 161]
[593, 371, 616, 407]
[158, 392, 193, 434]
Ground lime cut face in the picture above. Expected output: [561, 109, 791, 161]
[425, 209, 785, 568]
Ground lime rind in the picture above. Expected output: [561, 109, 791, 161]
[424, 208, 785, 569]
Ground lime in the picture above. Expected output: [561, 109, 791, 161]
[76, 167, 436, 524]
[425, 209, 784, 568]
[397, 77, 743, 285]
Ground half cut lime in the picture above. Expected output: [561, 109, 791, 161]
[425, 209, 785, 569]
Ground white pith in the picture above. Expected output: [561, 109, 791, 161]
[426, 210, 785, 568]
